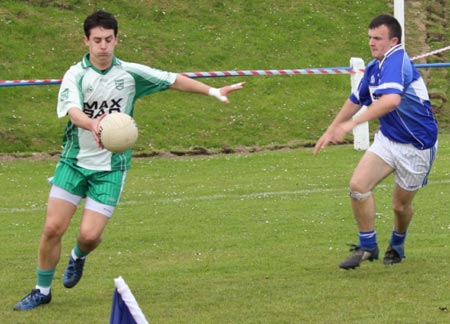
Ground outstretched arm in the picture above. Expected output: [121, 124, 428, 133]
[169, 74, 245, 104]
[313, 99, 362, 156]
[313, 94, 400, 156]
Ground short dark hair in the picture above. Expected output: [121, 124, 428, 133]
[369, 14, 402, 43]
[83, 10, 118, 38]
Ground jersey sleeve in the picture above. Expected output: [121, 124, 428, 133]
[349, 63, 374, 107]
[121, 62, 177, 99]
[56, 65, 84, 118]
[373, 53, 405, 96]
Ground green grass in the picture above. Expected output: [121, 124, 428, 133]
[0, 0, 389, 153]
[2, 1, 449, 154]
[1, 1, 450, 322]
[2, 134, 450, 323]
[1, 1, 449, 154]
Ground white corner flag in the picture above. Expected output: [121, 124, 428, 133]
[110, 276, 149, 324]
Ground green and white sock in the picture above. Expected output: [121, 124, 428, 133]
[36, 285, 51, 295]
[36, 268, 55, 295]
[72, 244, 89, 260]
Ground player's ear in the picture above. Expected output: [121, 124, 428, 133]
[390, 36, 400, 46]
[84, 35, 90, 46]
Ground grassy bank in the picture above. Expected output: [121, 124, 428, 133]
[0, 0, 449, 154]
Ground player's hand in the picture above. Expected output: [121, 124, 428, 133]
[313, 121, 355, 156]
[210, 82, 246, 104]
[331, 120, 356, 144]
[313, 132, 332, 156]
[93, 114, 107, 149]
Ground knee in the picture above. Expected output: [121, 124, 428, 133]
[349, 181, 372, 201]
[78, 231, 102, 248]
[392, 201, 412, 216]
[349, 178, 367, 193]
[42, 221, 66, 240]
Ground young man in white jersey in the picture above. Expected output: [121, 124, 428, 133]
[314, 14, 437, 270]
[14, 10, 245, 310]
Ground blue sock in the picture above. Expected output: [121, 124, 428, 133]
[390, 230, 407, 246]
[359, 230, 377, 250]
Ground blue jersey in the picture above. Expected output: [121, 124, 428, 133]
[349, 44, 438, 150]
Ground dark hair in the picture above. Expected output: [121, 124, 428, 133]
[83, 10, 118, 38]
[369, 14, 402, 43]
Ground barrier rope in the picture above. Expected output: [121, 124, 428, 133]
[181, 67, 354, 78]
[0, 67, 354, 87]
[411, 45, 450, 61]
[1, 45, 449, 87]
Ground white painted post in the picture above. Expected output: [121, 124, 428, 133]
[394, 0, 405, 45]
[350, 57, 370, 150]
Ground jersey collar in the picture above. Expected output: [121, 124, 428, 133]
[378, 44, 403, 66]
[81, 54, 120, 74]
[381, 44, 403, 61]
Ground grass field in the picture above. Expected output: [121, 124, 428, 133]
[2, 135, 450, 323]
[1, 1, 450, 323]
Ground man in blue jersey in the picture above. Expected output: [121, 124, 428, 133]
[14, 10, 245, 310]
[314, 14, 437, 270]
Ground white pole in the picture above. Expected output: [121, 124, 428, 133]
[394, 0, 405, 45]
[350, 57, 370, 150]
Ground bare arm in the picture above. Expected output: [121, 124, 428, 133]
[313, 94, 400, 156]
[351, 93, 400, 124]
[169, 74, 245, 104]
[68, 108, 98, 131]
[327, 98, 363, 130]
[68, 108, 103, 146]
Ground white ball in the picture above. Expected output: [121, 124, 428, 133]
[99, 113, 138, 153]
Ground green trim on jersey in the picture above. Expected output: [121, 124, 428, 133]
[56, 54, 177, 171]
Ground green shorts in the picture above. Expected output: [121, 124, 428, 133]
[50, 160, 127, 206]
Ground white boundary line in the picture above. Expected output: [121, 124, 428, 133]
[3, 179, 450, 214]
[0, 186, 355, 214]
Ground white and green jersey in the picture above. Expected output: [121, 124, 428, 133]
[57, 54, 177, 171]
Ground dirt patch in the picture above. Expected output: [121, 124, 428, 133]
[0, 152, 61, 161]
